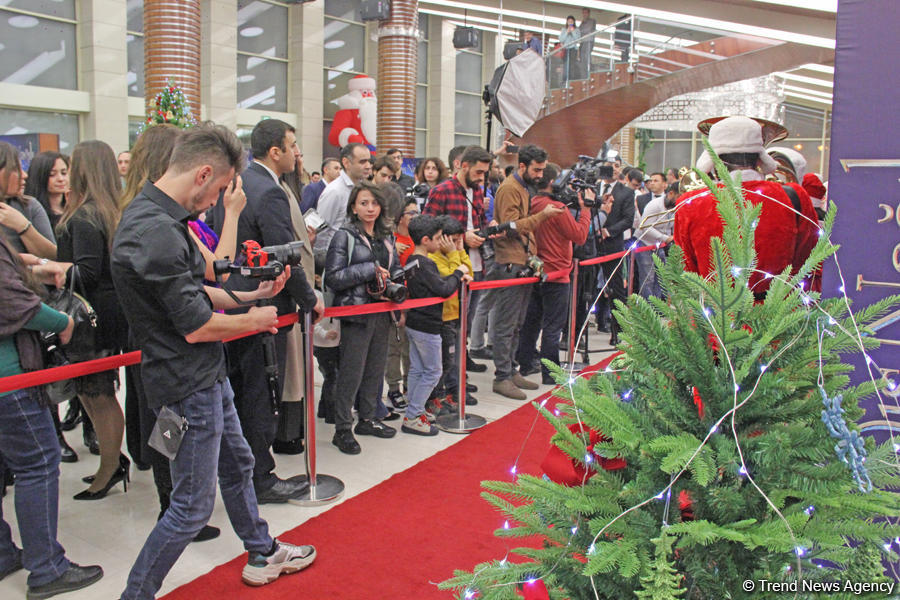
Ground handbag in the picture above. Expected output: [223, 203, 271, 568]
[44, 265, 99, 363]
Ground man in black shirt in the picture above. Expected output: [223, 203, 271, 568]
[112, 124, 317, 599]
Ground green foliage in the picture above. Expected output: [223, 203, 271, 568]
[142, 79, 197, 131]
[441, 144, 900, 599]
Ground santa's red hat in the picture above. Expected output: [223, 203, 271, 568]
[348, 74, 376, 92]
[802, 172, 827, 200]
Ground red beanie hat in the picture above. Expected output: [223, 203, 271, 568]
[802, 173, 826, 200]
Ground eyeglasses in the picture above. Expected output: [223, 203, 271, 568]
[403, 210, 420, 216]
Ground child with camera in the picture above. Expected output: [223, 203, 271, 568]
[402, 215, 471, 436]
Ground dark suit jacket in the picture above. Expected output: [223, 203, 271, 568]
[635, 192, 653, 216]
[600, 181, 635, 253]
[210, 161, 316, 316]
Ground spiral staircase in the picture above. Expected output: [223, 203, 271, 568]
[517, 20, 834, 165]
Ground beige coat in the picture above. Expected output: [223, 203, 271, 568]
[280, 181, 316, 403]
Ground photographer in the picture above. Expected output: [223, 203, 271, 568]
[516, 164, 591, 384]
[324, 181, 404, 455]
[209, 119, 323, 505]
[488, 144, 563, 400]
[112, 124, 316, 599]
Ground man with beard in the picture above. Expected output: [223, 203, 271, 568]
[633, 172, 671, 298]
[488, 144, 563, 400]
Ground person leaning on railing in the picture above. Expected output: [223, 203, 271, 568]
[0, 233, 104, 598]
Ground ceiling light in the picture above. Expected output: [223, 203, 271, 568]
[777, 72, 833, 87]
[783, 84, 832, 99]
[785, 91, 832, 105]
[750, 0, 836, 12]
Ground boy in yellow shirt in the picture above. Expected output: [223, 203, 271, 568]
[427, 216, 475, 414]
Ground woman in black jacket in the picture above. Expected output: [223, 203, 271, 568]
[56, 140, 129, 500]
[325, 181, 402, 454]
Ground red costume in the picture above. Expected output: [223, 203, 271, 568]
[674, 179, 819, 297]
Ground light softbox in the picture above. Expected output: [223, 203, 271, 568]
[485, 49, 546, 138]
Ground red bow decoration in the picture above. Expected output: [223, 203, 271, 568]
[692, 387, 705, 420]
[518, 578, 550, 600]
[541, 423, 626, 487]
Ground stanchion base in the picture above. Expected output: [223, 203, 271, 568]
[287, 474, 345, 506]
[436, 412, 487, 434]
[561, 361, 585, 371]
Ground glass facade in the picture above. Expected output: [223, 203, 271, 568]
[237, 0, 288, 111]
[322, 0, 367, 159]
[0, 6, 78, 90]
[454, 33, 483, 150]
[0, 109, 79, 153]
[126, 1, 144, 97]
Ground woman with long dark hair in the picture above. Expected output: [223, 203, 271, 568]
[25, 151, 69, 230]
[0, 142, 56, 259]
[325, 181, 403, 454]
[56, 140, 129, 500]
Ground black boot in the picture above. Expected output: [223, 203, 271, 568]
[60, 398, 82, 432]
[52, 408, 77, 463]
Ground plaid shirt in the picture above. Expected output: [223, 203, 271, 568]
[423, 176, 487, 231]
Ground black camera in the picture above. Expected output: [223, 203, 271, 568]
[405, 182, 431, 204]
[213, 240, 304, 280]
[366, 260, 421, 303]
[477, 221, 517, 238]
[551, 169, 596, 209]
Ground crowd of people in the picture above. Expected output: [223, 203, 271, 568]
[0, 113, 826, 599]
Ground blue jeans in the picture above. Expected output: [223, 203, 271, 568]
[0, 388, 69, 587]
[634, 247, 663, 299]
[121, 379, 272, 600]
[406, 326, 443, 419]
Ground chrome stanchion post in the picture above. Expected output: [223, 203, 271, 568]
[436, 279, 487, 433]
[627, 248, 637, 296]
[290, 310, 344, 506]
[563, 259, 582, 370]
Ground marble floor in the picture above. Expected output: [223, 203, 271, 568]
[0, 330, 616, 599]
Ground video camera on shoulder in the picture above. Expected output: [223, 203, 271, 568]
[551, 168, 598, 209]
[405, 182, 431, 205]
[213, 240, 304, 280]
[366, 259, 421, 303]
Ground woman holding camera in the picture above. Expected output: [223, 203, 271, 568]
[325, 181, 403, 455]
[0, 234, 104, 598]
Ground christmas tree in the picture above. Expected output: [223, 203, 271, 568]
[142, 79, 197, 131]
[441, 145, 900, 599]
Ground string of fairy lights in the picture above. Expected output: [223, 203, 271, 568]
[453, 178, 900, 599]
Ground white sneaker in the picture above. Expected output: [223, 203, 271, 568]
[401, 414, 438, 436]
[242, 540, 316, 586]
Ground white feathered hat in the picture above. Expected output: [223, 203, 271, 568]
[696, 116, 784, 175]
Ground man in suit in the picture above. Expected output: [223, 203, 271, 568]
[633, 172, 670, 298]
[597, 167, 639, 345]
[210, 119, 324, 505]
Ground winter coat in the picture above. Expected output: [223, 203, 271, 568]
[324, 224, 402, 324]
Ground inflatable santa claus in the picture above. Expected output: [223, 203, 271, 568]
[328, 74, 377, 151]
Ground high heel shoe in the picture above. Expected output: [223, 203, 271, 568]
[75, 455, 130, 500]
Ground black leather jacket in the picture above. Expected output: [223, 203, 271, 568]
[324, 225, 402, 323]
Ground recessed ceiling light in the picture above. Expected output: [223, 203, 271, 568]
[324, 40, 346, 50]
[240, 26, 264, 38]
[237, 74, 256, 83]
[8, 16, 39, 29]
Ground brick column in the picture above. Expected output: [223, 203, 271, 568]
[376, 0, 419, 155]
[144, 0, 202, 116]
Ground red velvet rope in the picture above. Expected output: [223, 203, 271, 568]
[0, 249, 657, 393]
[579, 241, 666, 267]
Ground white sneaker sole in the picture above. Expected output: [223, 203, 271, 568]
[241, 549, 317, 586]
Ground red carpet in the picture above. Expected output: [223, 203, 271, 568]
[162, 359, 613, 600]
